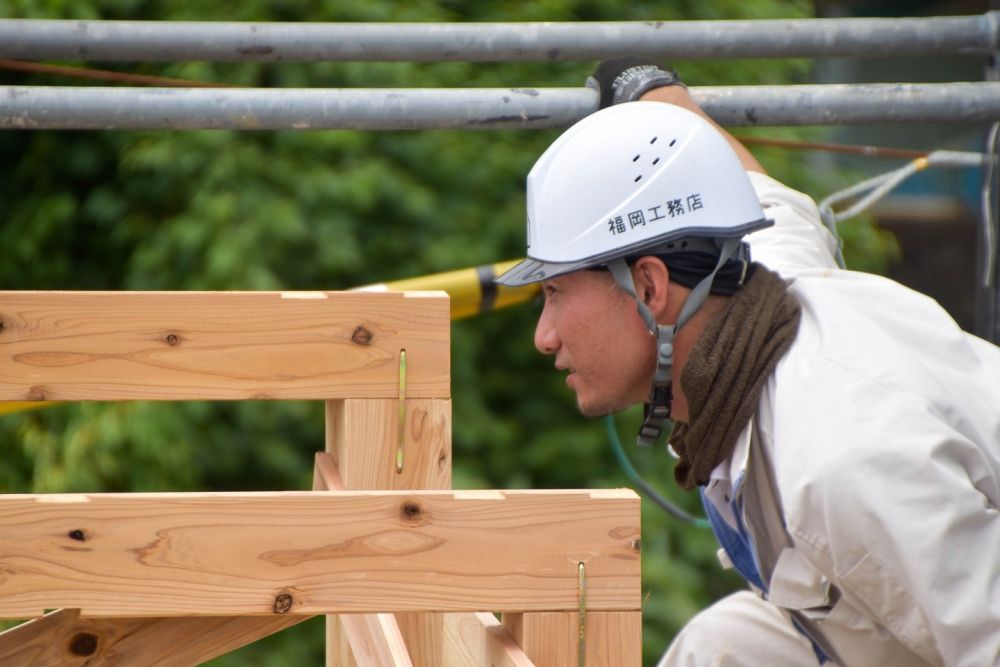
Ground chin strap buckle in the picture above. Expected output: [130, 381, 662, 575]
[637, 380, 673, 447]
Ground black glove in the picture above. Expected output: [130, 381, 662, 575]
[586, 56, 685, 109]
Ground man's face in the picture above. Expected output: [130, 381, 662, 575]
[534, 269, 656, 417]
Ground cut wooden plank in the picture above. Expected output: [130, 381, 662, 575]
[0, 420, 449, 666]
[325, 399, 452, 667]
[0, 489, 640, 618]
[326, 398, 452, 491]
[0, 291, 449, 401]
[442, 612, 535, 667]
[503, 611, 642, 667]
[394, 613, 441, 667]
[313, 452, 413, 667]
[0, 608, 307, 667]
[579, 611, 642, 667]
[314, 450, 347, 491]
[337, 614, 413, 667]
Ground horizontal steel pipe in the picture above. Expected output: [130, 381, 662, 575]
[2, 83, 999, 130]
[697, 83, 1000, 126]
[0, 15, 996, 62]
[0, 86, 596, 130]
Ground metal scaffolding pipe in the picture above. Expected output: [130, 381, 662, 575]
[2, 83, 998, 130]
[0, 87, 593, 130]
[698, 83, 1000, 126]
[0, 15, 996, 62]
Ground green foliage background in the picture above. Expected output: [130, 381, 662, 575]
[0, 1, 897, 664]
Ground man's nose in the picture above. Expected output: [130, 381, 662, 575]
[534, 307, 559, 355]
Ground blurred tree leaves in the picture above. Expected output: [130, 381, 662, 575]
[0, 0, 901, 664]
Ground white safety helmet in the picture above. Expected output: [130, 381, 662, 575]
[498, 102, 772, 447]
[497, 101, 769, 286]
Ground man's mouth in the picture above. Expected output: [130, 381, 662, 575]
[555, 362, 577, 388]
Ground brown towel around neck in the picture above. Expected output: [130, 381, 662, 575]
[670, 264, 801, 491]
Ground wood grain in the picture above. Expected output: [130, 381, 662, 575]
[0, 489, 640, 619]
[314, 452, 413, 667]
[325, 399, 452, 667]
[503, 611, 642, 667]
[326, 398, 452, 492]
[337, 614, 413, 667]
[442, 612, 535, 667]
[0, 291, 449, 401]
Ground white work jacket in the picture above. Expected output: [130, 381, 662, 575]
[708, 173, 1000, 666]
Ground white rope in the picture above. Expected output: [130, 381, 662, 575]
[818, 150, 993, 272]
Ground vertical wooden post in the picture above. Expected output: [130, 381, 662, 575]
[325, 397, 452, 667]
[502, 612, 642, 667]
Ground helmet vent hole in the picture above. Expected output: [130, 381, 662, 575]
[652, 157, 660, 165]
[650, 136, 658, 144]
[669, 138, 677, 147]
[632, 154, 640, 162]
[681, 240, 688, 248]
[634, 175, 642, 183]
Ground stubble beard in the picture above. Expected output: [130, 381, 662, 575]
[576, 392, 633, 419]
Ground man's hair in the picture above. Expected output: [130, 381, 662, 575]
[627, 251, 749, 296]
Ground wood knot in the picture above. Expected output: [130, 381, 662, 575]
[68, 529, 87, 542]
[0, 317, 5, 332]
[69, 632, 98, 656]
[164, 333, 180, 346]
[26, 385, 46, 401]
[399, 500, 427, 524]
[351, 326, 373, 346]
[273, 593, 294, 614]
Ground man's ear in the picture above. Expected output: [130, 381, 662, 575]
[631, 256, 670, 313]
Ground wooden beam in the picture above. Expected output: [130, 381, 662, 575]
[443, 612, 535, 667]
[325, 399, 452, 666]
[579, 612, 643, 667]
[0, 290, 449, 401]
[326, 399, 452, 491]
[314, 452, 413, 667]
[0, 608, 307, 667]
[0, 405, 451, 666]
[503, 612, 642, 667]
[0, 489, 640, 618]
[0, 448, 428, 667]
[337, 614, 413, 667]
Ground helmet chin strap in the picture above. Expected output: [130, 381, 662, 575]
[606, 237, 744, 447]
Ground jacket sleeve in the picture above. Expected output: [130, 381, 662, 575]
[744, 172, 840, 276]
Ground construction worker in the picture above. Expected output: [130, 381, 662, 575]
[497, 59, 1000, 667]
